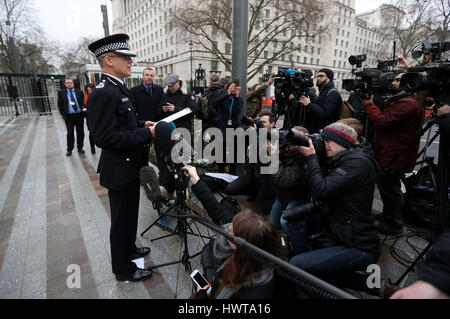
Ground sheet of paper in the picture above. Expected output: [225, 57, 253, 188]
[158, 108, 193, 124]
[132, 257, 145, 269]
[205, 173, 239, 184]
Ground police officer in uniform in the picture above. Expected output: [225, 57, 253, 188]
[87, 34, 156, 282]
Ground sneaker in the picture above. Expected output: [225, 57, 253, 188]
[376, 221, 403, 235]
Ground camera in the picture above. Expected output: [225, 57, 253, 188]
[242, 116, 263, 129]
[273, 68, 314, 97]
[274, 129, 327, 166]
[348, 54, 367, 68]
[343, 55, 402, 100]
[282, 201, 324, 222]
[401, 40, 450, 106]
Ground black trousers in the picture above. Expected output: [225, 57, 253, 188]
[64, 113, 85, 152]
[377, 169, 404, 226]
[108, 183, 140, 275]
[84, 114, 95, 150]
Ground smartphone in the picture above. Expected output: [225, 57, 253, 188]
[191, 270, 211, 293]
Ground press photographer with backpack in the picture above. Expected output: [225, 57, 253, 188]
[298, 69, 343, 134]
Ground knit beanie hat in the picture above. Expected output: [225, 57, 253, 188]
[319, 68, 334, 81]
[322, 123, 357, 149]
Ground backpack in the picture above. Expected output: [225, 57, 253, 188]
[327, 89, 355, 120]
[340, 100, 355, 120]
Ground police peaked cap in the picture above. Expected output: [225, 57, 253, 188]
[88, 33, 136, 58]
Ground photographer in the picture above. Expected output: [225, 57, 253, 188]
[182, 166, 284, 299]
[283, 123, 380, 282]
[298, 69, 342, 134]
[269, 126, 315, 255]
[246, 76, 275, 118]
[361, 72, 426, 235]
[274, 85, 315, 130]
[223, 111, 277, 216]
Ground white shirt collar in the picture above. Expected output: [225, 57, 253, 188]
[102, 72, 124, 85]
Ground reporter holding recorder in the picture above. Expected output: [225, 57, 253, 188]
[182, 165, 284, 299]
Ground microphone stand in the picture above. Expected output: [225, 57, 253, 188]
[144, 165, 213, 275]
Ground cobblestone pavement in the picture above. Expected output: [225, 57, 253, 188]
[0, 114, 428, 299]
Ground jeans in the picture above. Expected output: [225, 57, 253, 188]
[290, 245, 378, 279]
[270, 199, 310, 255]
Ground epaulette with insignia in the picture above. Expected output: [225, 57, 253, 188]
[96, 82, 105, 89]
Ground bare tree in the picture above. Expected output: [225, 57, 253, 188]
[58, 37, 98, 78]
[430, 0, 450, 41]
[389, 0, 436, 57]
[171, 0, 327, 81]
[0, 0, 59, 73]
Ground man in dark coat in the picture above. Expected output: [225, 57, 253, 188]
[283, 122, 380, 282]
[299, 68, 343, 133]
[130, 67, 163, 164]
[130, 67, 163, 123]
[362, 72, 425, 235]
[57, 78, 85, 156]
[158, 74, 195, 133]
[87, 34, 156, 282]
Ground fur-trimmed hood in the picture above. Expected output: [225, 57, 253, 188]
[163, 78, 188, 95]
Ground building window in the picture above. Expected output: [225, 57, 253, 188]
[211, 60, 219, 71]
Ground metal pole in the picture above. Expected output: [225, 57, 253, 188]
[101, 5, 110, 37]
[189, 41, 193, 92]
[6, 20, 20, 73]
[232, 0, 249, 114]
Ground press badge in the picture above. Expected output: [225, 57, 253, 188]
[228, 120, 232, 126]
[70, 102, 75, 106]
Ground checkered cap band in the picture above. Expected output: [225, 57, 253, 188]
[94, 41, 128, 57]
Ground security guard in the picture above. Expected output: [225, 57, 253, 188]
[88, 34, 156, 282]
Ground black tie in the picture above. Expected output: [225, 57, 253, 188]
[69, 90, 79, 112]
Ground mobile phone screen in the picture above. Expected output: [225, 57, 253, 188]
[193, 272, 209, 288]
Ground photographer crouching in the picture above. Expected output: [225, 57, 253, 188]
[282, 123, 380, 289]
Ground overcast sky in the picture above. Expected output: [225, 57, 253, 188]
[35, 0, 388, 46]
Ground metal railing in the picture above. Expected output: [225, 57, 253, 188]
[0, 96, 54, 117]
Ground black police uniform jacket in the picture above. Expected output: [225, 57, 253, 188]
[87, 74, 152, 191]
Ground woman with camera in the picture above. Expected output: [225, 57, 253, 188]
[182, 165, 284, 299]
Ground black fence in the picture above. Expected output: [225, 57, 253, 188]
[0, 73, 65, 117]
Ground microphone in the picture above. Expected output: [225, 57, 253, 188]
[140, 166, 166, 212]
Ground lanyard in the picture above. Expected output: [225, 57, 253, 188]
[229, 98, 235, 118]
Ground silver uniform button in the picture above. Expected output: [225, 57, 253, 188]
[126, 158, 130, 162]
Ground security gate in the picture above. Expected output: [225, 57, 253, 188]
[0, 73, 65, 116]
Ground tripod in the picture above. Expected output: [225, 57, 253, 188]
[391, 114, 449, 286]
[141, 165, 213, 276]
